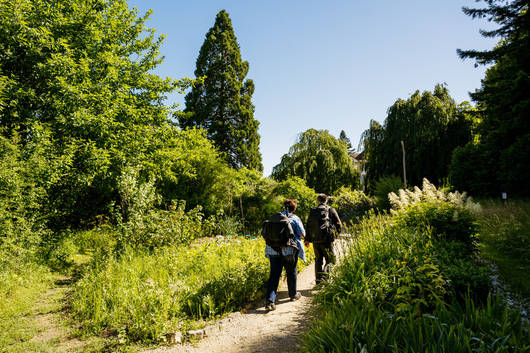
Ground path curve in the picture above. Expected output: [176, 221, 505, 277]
[145, 263, 317, 353]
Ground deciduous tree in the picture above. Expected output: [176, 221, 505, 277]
[272, 129, 359, 194]
[0, 0, 215, 227]
[360, 85, 473, 189]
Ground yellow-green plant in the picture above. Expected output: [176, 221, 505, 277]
[71, 238, 313, 343]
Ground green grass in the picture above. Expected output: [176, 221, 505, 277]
[301, 199, 529, 352]
[70, 236, 314, 344]
[477, 200, 530, 297]
[302, 295, 528, 353]
[0, 260, 53, 352]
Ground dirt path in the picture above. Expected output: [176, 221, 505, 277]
[19, 275, 86, 352]
[146, 263, 317, 353]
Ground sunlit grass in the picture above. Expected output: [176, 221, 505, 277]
[70, 236, 314, 343]
[477, 199, 530, 297]
[0, 261, 53, 352]
[302, 197, 529, 352]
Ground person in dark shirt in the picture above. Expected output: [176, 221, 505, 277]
[305, 193, 341, 284]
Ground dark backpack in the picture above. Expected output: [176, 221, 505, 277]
[261, 212, 294, 249]
[308, 205, 333, 243]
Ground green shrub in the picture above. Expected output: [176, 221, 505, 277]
[301, 202, 508, 352]
[72, 227, 117, 256]
[433, 241, 491, 300]
[117, 203, 205, 250]
[390, 178, 480, 245]
[320, 216, 447, 313]
[373, 175, 402, 210]
[0, 134, 49, 262]
[387, 180, 489, 299]
[202, 210, 243, 237]
[332, 187, 375, 224]
[38, 234, 79, 271]
[393, 200, 478, 245]
[273, 176, 317, 222]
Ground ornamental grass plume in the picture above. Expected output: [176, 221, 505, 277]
[388, 178, 480, 213]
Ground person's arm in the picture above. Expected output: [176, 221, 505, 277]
[330, 207, 342, 232]
[294, 216, 308, 247]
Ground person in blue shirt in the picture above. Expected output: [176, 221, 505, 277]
[264, 199, 306, 311]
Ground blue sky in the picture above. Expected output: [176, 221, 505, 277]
[127, 0, 497, 176]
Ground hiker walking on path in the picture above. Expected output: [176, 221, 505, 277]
[305, 193, 342, 284]
[263, 199, 306, 311]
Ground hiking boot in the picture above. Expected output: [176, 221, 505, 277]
[290, 292, 302, 301]
[264, 301, 276, 311]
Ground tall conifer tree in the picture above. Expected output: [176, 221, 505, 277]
[450, 0, 530, 196]
[182, 10, 262, 171]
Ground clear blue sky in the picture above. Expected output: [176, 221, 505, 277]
[127, 0, 496, 176]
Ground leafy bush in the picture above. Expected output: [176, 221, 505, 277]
[318, 215, 448, 313]
[203, 210, 243, 237]
[0, 134, 49, 260]
[301, 198, 511, 352]
[332, 187, 375, 224]
[114, 167, 207, 250]
[273, 176, 317, 222]
[433, 241, 491, 300]
[373, 175, 402, 210]
[393, 201, 478, 245]
[390, 179, 480, 245]
[117, 203, 205, 250]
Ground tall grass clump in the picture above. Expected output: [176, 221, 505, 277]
[303, 294, 528, 353]
[302, 180, 528, 352]
[478, 199, 530, 298]
[71, 237, 313, 343]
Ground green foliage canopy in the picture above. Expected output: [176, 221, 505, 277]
[450, 0, 530, 196]
[182, 10, 262, 171]
[0, 0, 227, 228]
[272, 129, 359, 194]
[360, 85, 473, 189]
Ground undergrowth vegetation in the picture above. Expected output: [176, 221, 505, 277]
[71, 237, 314, 343]
[332, 187, 376, 225]
[478, 200, 530, 298]
[302, 180, 529, 352]
[0, 257, 53, 349]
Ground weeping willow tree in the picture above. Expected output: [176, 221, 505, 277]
[272, 129, 359, 194]
[358, 120, 385, 190]
[359, 84, 474, 189]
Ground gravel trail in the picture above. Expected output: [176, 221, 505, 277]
[145, 263, 317, 353]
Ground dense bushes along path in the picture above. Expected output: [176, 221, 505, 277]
[145, 263, 317, 353]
